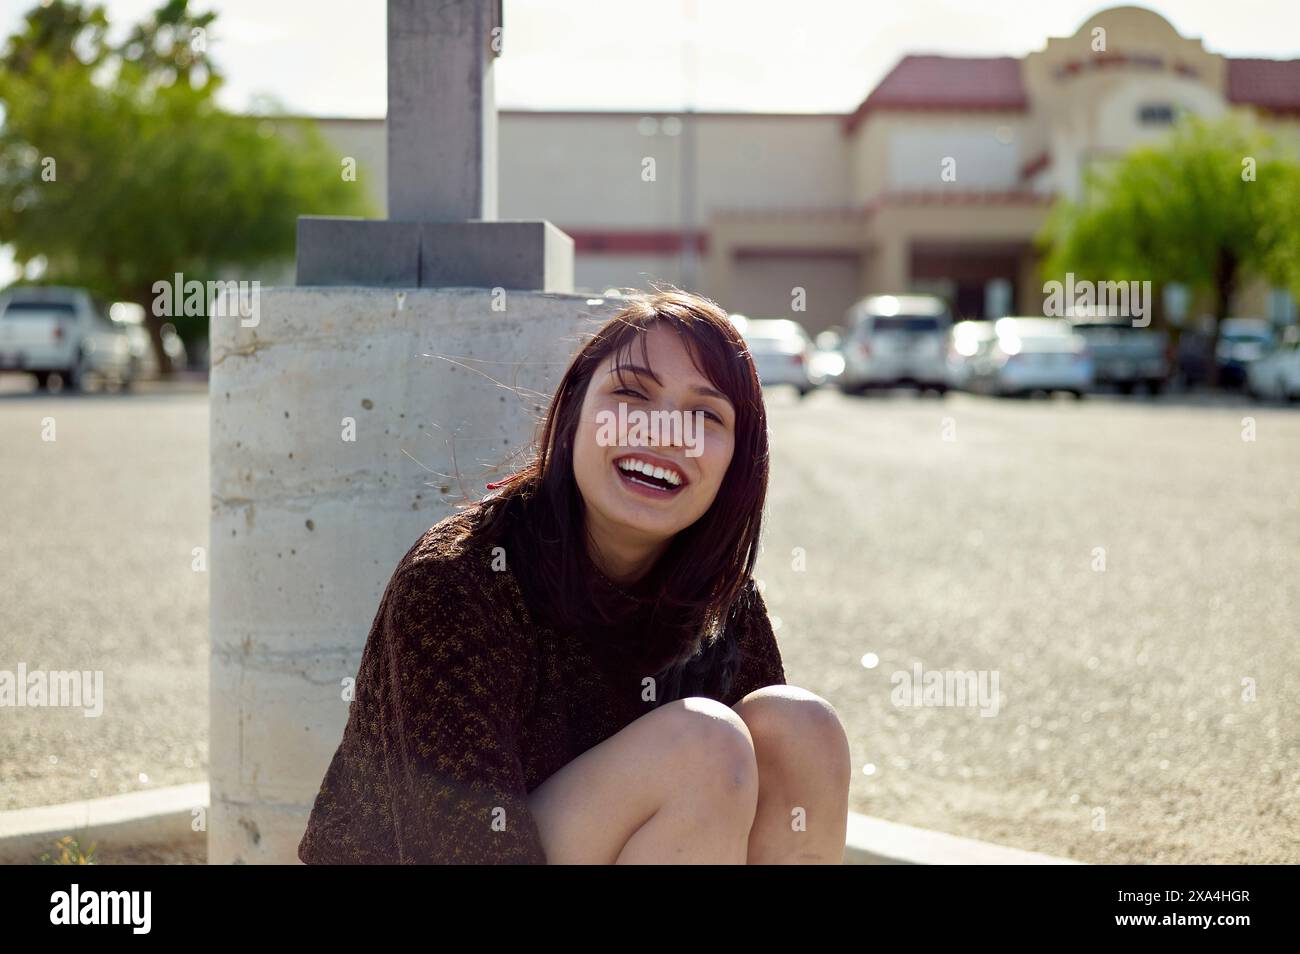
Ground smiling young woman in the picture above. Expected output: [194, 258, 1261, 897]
[297, 287, 851, 865]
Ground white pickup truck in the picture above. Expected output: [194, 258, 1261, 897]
[0, 286, 138, 390]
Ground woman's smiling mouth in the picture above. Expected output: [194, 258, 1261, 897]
[613, 454, 688, 497]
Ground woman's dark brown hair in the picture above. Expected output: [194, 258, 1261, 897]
[473, 285, 770, 704]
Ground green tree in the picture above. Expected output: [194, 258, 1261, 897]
[1038, 115, 1300, 386]
[0, 0, 373, 373]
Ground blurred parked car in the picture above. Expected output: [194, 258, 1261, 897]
[946, 319, 999, 391]
[812, 328, 846, 385]
[0, 286, 136, 390]
[1246, 325, 1300, 401]
[1069, 316, 1169, 394]
[1216, 318, 1275, 389]
[966, 317, 1093, 398]
[838, 293, 953, 394]
[1173, 328, 1210, 389]
[741, 318, 818, 396]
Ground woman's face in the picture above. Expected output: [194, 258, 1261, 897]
[572, 323, 737, 550]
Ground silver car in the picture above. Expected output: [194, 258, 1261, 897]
[838, 294, 953, 394]
[966, 317, 1094, 398]
[1246, 325, 1300, 401]
[1070, 316, 1169, 394]
[739, 317, 818, 397]
[946, 320, 999, 391]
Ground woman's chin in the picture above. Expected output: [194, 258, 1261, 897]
[613, 509, 682, 541]
[602, 494, 690, 542]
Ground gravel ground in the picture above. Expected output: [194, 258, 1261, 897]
[1, 376, 1296, 863]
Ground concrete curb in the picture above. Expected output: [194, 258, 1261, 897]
[844, 811, 1084, 864]
[1, 786, 1080, 864]
[0, 783, 208, 864]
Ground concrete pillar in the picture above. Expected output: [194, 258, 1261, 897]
[296, 0, 569, 290]
[213, 0, 589, 866]
[208, 287, 614, 863]
[387, 0, 501, 222]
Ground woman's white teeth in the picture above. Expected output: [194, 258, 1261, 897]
[617, 458, 682, 487]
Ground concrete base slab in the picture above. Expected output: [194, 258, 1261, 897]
[0, 783, 208, 864]
[295, 216, 574, 291]
[0, 783, 1082, 865]
[845, 812, 1084, 864]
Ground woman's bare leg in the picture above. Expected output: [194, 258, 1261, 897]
[526, 696, 759, 864]
[732, 686, 851, 864]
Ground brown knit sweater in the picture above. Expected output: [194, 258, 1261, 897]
[297, 505, 786, 864]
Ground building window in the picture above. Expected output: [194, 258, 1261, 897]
[985, 278, 1013, 319]
[1138, 103, 1177, 125]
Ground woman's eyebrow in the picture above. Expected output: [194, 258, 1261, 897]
[691, 384, 731, 404]
[610, 363, 732, 406]
[609, 364, 662, 386]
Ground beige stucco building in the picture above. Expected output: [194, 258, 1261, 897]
[317, 5, 1300, 334]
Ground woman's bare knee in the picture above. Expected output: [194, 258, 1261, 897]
[612, 697, 759, 862]
[653, 696, 760, 812]
[526, 694, 759, 862]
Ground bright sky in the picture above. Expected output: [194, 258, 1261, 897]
[0, 0, 1296, 117]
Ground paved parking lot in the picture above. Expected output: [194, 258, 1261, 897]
[758, 387, 1299, 863]
[0, 380, 209, 815]
[1, 378, 1296, 862]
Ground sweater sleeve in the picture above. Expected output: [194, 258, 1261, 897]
[374, 557, 547, 864]
[720, 580, 788, 707]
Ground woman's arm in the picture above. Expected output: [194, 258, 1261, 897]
[301, 550, 547, 864]
[376, 556, 546, 863]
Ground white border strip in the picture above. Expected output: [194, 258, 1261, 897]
[0, 783, 208, 864]
[845, 811, 1084, 864]
[1, 787, 1081, 865]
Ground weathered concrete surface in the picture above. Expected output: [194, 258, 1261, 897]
[207, 287, 612, 864]
[292, 4, 576, 291]
[296, 218, 574, 292]
[386, 0, 501, 222]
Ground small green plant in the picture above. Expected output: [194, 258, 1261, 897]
[39, 834, 97, 865]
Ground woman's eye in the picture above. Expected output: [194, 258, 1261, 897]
[700, 409, 724, 424]
[613, 387, 646, 400]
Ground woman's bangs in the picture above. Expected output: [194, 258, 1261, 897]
[604, 314, 751, 416]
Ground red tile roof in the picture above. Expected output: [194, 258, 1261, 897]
[845, 56, 1028, 132]
[844, 54, 1300, 133]
[1227, 58, 1300, 113]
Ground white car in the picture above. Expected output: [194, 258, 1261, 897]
[811, 328, 846, 385]
[946, 320, 999, 391]
[0, 286, 137, 390]
[838, 294, 952, 394]
[741, 318, 818, 396]
[967, 317, 1093, 398]
[1247, 325, 1300, 401]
